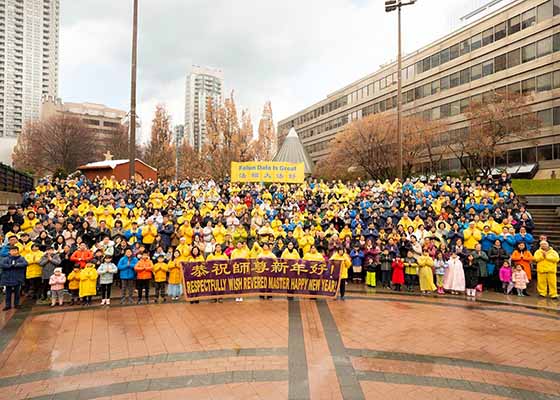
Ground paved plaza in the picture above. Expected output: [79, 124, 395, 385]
[0, 289, 559, 400]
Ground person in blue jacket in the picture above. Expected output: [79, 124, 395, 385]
[514, 226, 534, 249]
[117, 248, 138, 304]
[349, 244, 365, 283]
[1, 246, 28, 310]
[500, 227, 516, 255]
[124, 222, 143, 245]
[480, 226, 498, 253]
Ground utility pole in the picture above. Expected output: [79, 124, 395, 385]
[129, 0, 138, 180]
[385, 0, 416, 181]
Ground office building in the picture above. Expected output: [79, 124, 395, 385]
[0, 0, 60, 164]
[278, 0, 560, 173]
[184, 65, 223, 152]
[174, 124, 184, 146]
[40, 97, 141, 152]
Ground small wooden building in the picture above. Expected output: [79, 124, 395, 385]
[78, 158, 157, 181]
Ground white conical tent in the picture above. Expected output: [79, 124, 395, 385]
[273, 127, 315, 175]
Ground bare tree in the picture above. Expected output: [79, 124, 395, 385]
[12, 115, 100, 176]
[143, 104, 175, 180]
[447, 92, 538, 178]
[253, 101, 276, 160]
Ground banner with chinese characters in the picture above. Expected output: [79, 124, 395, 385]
[182, 258, 342, 300]
[230, 162, 305, 183]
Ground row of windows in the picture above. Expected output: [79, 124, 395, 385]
[406, 32, 560, 105]
[299, 115, 349, 140]
[416, 69, 560, 122]
[416, 0, 559, 75]
[306, 139, 332, 154]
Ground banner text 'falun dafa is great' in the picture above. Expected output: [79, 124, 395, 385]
[230, 162, 305, 183]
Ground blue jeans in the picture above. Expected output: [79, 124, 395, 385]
[5, 285, 21, 308]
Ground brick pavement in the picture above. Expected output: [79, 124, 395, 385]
[0, 294, 558, 400]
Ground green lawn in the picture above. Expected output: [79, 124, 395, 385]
[512, 179, 560, 195]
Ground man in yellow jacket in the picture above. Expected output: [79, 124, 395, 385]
[533, 241, 559, 299]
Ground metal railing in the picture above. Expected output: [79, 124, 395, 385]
[0, 163, 33, 193]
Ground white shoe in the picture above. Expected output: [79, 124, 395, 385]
[101, 299, 106, 305]
[107, 299, 110, 306]
[235, 297, 243, 302]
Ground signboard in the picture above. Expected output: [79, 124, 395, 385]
[182, 258, 342, 300]
[230, 162, 305, 183]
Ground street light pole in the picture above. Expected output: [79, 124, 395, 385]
[385, 0, 416, 181]
[129, 0, 138, 180]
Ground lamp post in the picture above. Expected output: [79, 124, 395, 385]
[385, 0, 416, 181]
[129, 0, 139, 180]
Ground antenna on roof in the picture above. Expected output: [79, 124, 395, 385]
[460, 0, 505, 21]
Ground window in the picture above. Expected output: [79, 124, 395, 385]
[507, 48, 521, 68]
[522, 77, 536, 95]
[538, 145, 553, 161]
[508, 15, 520, 35]
[423, 83, 431, 97]
[423, 57, 431, 72]
[494, 22, 507, 41]
[538, 109, 553, 127]
[431, 80, 440, 95]
[537, 73, 552, 91]
[521, 8, 536, 29]
[431, 107, 440, 120]
[482, 28, 494, 46]
[415, 86, 424, 99]
[406, 89, 414, 103]
[471, 64, 482, 81]
[460, 68, 471, 85]
[554, 106, 560, 125]
[415, 61, 423, 75]
[450, 43, 460, 59]
[554, 33, 560, 52]
[380, 78, 386, 90]
[460, 98, 470, 113]
[554, 70, 560, 88]
[537, 1, 553, 22]
[494, 54, 507, 72]
[555, 0, 560, 15]
[508, 82, 521, 95]
[522, 43, 536, 62]
[450, 72, 460, 88]
[450, 101, 461, 117]
[537, 36, 552, 57]
[482, 60, 494, 77]
[471, 94, 482, 104]
[460, 39, 470, 55]
[471, 33, 482, 50]
[440, 75, 450, 91]
[423, 110, 432, 121]
[431, 52, 440, 68]
[441, 103, 450, 118]
[440, 48, 450, 64]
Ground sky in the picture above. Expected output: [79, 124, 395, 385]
[59, 0, 516, 143]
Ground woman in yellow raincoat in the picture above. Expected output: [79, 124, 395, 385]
[79, 263, 98, 306]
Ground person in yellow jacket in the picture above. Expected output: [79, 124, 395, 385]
[303, 245, 325, 262]
[281, 242, 301, 260]
[79, 263, 98, 306]
[330, 247, 351, 299]
[213, 222, 227, 245]
[142, 220, 157, 246]
[67, 267, 81, 305]
[417, 250, 436, 294]
[463, 222, 482, 250]
[153, 255, 169, 303]
[298, 228, 315, 255]
[25, 243, 44, 299]
[533, 241, 559, 299]
[21, 211, 40, 233]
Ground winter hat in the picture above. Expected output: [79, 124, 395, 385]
[54, 267, 62, 274]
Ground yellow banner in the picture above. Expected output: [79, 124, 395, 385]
[230, 162, 305, 183]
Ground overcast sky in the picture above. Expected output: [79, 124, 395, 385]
[59, 0, 515, 142]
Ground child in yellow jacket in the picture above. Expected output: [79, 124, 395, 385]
[153, 255, 169, 303]
[67, 267, 81, 305]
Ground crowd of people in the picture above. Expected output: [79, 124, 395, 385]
[0, 172, 558, 311]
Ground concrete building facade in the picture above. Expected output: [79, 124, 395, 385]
[278, 0, 560, 173]
[40, 97, 140, 152]
[0, 0, 59, 164]
[184, 65, 223, 152]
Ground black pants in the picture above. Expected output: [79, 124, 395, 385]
[100, 283, 112, 300]
[27, 277, 42, 298]
[82, 296, 92, 305]
[405, 274, 416, 289]
[340, 279, 346, 298]
[41, 279, 50, 300]
[5, 285, 21, 308]
[381, 270, 391, 287]
[137, 280, 150, 301]
[154, 282, 166, 299]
